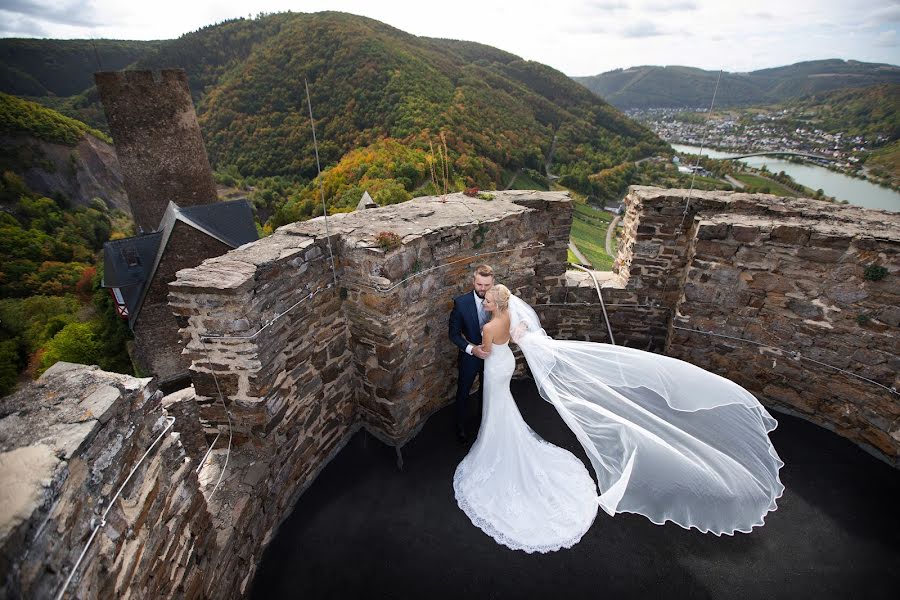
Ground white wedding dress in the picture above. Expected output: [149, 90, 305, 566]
[453, 296, 784, 552]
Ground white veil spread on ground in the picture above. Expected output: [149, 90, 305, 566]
[507, 294, 784, 535]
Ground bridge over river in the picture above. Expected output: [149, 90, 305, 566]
[723, 151, 836, 162]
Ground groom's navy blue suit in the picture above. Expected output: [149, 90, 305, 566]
[449, 291, 484, 434]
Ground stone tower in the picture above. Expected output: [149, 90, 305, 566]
[94, 69, 218, 233]
[96, 69, 257, 389]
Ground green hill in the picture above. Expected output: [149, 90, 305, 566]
[136, 12, 665, 184]
[0, 98, 134, 395]
[782, 84, 900, 142]
[0, 92, 110, 144]
[0, 38, 162, 97]
[1, 12, 666, 205]
[576, 59, 900, 109]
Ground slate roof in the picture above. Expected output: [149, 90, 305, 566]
[103, 199, 257, 328]
[356, 190, 377, 210]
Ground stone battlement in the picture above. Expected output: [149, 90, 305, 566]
[2, 187, 897, 599]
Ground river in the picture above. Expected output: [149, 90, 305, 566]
[671, 144, 900, 213]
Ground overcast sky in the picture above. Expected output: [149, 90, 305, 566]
[1, 0, 898, 76]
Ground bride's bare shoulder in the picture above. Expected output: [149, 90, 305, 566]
[491, 315, 512, 342]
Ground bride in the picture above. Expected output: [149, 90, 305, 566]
[453, 284, 785, 553]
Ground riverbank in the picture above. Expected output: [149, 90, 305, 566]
[672, 144, 900, 212]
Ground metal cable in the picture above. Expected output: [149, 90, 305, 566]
[673, 325, 898, 396]
[54, 416, 176, 600]
[305, 78, 338, 287]
[531, 300, 896, 397]
[199, 284, 334, 342]
[195, 431, 221, 475]
[200, 341, 233, 500]
[569, 263, 615, 345]
[676, 68, 723, 234]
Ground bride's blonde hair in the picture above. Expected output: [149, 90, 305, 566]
[488, 284, 511, 312]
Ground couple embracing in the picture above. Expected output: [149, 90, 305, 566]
[445, 264, 785, 553]
[448, 263, 497, 443]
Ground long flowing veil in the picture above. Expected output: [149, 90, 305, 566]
[508, 295, 784, 535]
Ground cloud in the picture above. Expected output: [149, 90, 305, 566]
[584, 1, 627, 9]
[562, 20, 609, 35]
[641, 0, 697, 12]
[0, 0, 107, 28]
[875, 29, 898, 47]
[868, 3, 900, 24]
[621, 19, 666, 38]
[0, 12, 51, 37]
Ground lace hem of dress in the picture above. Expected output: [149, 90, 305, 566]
[452, 470, 595, 554]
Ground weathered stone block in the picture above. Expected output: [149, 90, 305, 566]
[730, 224, 760, 243]
[771, 225, 811, 245]
[696, 222, 729, 240]
[797, 246, 846, 263]
[192, 370, 240, 397]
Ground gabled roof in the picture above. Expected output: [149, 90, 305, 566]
[356, 190, 377, 210]
[103, 199, 257, 329]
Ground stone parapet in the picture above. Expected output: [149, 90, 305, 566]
[669, 211, 899, 464]
[170, 191, 571, 446]
[0, 363, 213, 599]
[159, 190, 573, 596]
[545, 187, 898, 464]
[5, 187, 897, 600]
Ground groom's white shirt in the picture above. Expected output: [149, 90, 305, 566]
[466, 291, 487, 355]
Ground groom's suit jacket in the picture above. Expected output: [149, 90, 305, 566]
[449, 291, 484, 376]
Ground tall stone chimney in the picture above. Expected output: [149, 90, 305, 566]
[95, 69, 218, 233]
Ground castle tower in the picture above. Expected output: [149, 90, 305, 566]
[94, 69, 218, 233]
[96, 69, 257, 389]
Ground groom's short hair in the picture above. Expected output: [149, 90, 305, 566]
[474, 264, 494, 279]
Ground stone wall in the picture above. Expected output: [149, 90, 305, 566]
[567, 187, 899, 465]
[669, 208, 899, 464]
[337, 193, 571, 443]
[0, 363, 213, 599]
[133, 222, 232, 387]
[159, 190, 572, 595]
[3, 187, 897, 600]
[170, 191, 571, 446]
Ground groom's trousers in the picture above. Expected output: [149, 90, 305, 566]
[456, 352, 484, 431]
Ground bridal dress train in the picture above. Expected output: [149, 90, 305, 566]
[453, 296, 785, 553]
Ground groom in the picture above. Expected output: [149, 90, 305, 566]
[448, 264, 494, 442]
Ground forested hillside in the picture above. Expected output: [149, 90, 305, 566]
[575, 59, 900, 109]
[1, 12, 667, 209]
[0, 38, 162, 97]
[0, 95, 133, 395]
[783, 84, 900, 187]
[783, 84, 900, 142]
[0, 11, 673, 394]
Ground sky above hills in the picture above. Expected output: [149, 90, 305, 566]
[1, 0, 898, 76]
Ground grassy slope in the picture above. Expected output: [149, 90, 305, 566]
[570, 203, 615, 270]
[865, 140, 900, 186]
[733, 173, 798, 196]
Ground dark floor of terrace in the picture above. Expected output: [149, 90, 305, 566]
[251, 379, 900, 600]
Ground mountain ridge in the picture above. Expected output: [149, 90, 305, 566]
[575, 59, 900, 109]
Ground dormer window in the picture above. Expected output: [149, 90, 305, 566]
[123, 247, 141, 268]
